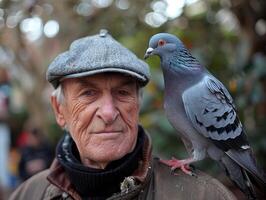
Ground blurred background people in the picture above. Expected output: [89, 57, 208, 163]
[18, 127, 53, 181]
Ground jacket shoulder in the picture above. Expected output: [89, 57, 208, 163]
[9, 169, 51, 200]
[152, 157, 237, 200]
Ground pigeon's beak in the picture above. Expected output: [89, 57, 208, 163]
[144, 47, 154, 59]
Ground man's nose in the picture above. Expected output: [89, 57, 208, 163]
[97, 95, 119, 124]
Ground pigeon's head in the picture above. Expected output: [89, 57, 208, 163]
[144, 33, 184, 59]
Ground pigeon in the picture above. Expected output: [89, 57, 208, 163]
[144, 33, 266, 199]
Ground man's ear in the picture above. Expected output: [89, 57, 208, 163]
[50, 95, 66, 128]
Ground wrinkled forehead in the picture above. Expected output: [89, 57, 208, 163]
[61, 72, 139, 90]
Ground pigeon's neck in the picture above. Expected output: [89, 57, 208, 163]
[175, 48, 201, 69]
[161, 49, 205, 91]
[161, 48, 202, 73]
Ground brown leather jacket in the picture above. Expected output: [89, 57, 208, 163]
[9, 133, 236, 200]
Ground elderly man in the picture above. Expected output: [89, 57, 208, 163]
[9, 30, 236, 200]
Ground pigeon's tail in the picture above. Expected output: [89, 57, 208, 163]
[241, 168, 257, 200]
[221, 155, 257, 199]
[226, 149, 266, 188]
[222, 149, 266, 199]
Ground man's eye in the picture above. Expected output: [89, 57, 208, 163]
[118, 90, 130, 96]
[82, 90, 97, 96]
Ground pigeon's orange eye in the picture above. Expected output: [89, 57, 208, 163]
[158, 39, 166, 46]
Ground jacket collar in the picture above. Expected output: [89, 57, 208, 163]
[47, 130, 153, 200]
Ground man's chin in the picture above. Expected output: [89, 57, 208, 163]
[82, 150, 129, 169]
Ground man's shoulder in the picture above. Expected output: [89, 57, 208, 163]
[9, 169, 51, 200]
[152, 157, 224, 186]
[22, 169, 51, 185]
[152, 157, 237, 200]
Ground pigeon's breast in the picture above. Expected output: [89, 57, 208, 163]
[164, 86, 189, 133]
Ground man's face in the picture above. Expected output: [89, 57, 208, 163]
[52, 73, 140, 169]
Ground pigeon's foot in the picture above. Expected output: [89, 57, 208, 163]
[160, 157, 194, 176]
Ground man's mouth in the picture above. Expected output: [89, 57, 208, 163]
[92, 130, 123, 134]
[91, 130, 123, 139]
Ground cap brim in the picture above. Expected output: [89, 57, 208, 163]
[60, 68, 148, 85]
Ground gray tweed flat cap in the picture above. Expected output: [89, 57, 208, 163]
[47, 29, 150, 88]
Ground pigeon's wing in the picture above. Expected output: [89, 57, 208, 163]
[182, 74, 249, 151]
[182, 74, 266, 186]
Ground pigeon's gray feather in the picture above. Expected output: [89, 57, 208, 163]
[182, 75, 244, 144]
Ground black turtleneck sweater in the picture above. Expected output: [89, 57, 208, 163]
[56, 127, 145, 200]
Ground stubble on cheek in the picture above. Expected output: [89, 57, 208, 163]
[67, 101, 94, 145]
[117, 102, 140, 154]
[122, 101, 139, 130]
